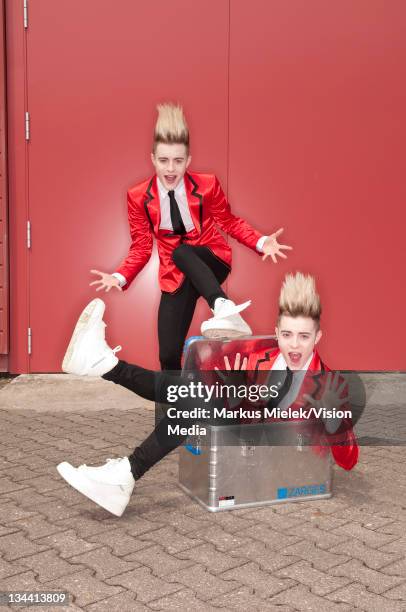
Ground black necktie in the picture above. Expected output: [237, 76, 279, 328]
[267, 367, 293, 409]
[168, 190, 186, 235]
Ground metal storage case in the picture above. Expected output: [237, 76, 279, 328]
[178, 337, 333, 512]
[179, 421, 333, 512]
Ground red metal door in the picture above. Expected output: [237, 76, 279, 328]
[228, 0, 406, 370]
[14, 0, 229, 372]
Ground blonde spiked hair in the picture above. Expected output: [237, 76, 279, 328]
[278, 272, 321, 325]
[153, 103, 189, 152]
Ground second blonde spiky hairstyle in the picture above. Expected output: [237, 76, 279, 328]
[153, 103, 189, 152]
[278, 272, 322, 325]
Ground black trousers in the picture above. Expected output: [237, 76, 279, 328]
[158, 244, 230, 371]
[103, 360, 193, 480]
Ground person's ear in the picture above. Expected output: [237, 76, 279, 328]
[150, 152, 155, 164]
[275, 326, 279, 338]
[186, 154, 192, 168]
[315, 329, 322, 345]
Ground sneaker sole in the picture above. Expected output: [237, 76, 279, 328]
[62, 299, 105, 373]
[201, 328, 252, 339]
[56, 462, 127, 517]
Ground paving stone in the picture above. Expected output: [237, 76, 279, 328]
[124, 543, 194, 577]
[112, 512, 166, 537]
[6, 487, 58, 508]
[227, 540, 299, 572]
[326, 582, 405, 611]
[242, 524, 302, 550]
[55, 515, 121, 538]
[208, 586, 296, 611]
[192, 525, 254, 552]
[148, 587, 221, 611]
[287, 524, 351, 549]
[221, 561, 296, 598]
[329, 539, 402, 569]
[138, 526, 203, 554]
[0, 524, 19, 537]
[88, 528, 154, 556]
[31, 500, 83, 522]
[279, 540, 349, 571]
[382, 582, 406, 600]
[86, 591, 147, 612]
[0, 477, 27, 494]
[70, 546, 139, 579]
[0, 570, 40, 591]
[287, 499, 348, 517]
[46, 569, 123, 607]
[36, 529, 102, 558]
[270, 584, 352, 610]
[27, 475, 66, 493]
[40, 484, 95, 506]
[184, 506, 256, 533]
[379, 535, 406, 554]
[10, 454, 49, 471]
[106, 566, 182, 603]
[301, 516, 351, 531]
[275, 560, 351, 596]
[334, 506, 396, 529]
[1, 501, 39, 523]
[174, 543, 248, 575]
[377, 521, 406, 536]
[0, 557, 31, 580]
[165, 563, 243, 601]
[140, 509, 210, 535]
[328, 559, 404, 594]
[0, 532, 49, 560]
[0, 466, 42, 482]
[16, 549, 86, 583]
[10, 515, 68, 540]
[241, 507, 304, 530]
[381, 557, 406, 577]
[331, 523, 398, 548]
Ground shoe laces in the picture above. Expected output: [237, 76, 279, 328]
[79, 456, 125, 470]
[112, 346, 122, 355]
[106, 457, 125, 464]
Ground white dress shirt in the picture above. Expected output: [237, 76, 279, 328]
[271, 352, 314, 410]
[113, 177, 267, 287]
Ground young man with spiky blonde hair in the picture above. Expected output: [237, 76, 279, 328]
[89, 103, 291, 371]
[58, 273, 358, 517]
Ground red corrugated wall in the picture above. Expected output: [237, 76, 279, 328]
[5, 0, 406, 372]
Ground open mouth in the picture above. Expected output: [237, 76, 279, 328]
[165, 175, 177, 185]
[288, 352, 302, 366]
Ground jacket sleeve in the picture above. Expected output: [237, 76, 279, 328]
[209, 176, 263, 252]
[114, 190, 153, 290]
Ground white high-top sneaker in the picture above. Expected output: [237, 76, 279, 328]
[62, 298, 121, 376]
[56, 457, 135, 517]
[201, 298, 253, 338]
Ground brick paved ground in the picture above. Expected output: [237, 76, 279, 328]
[0, 374, 405, 611]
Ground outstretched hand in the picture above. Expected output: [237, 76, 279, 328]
[214, 353, 248, 374]
[303, 371, 349, 434]
[262, 228, 293, 263]
[89, 270, 122, 292]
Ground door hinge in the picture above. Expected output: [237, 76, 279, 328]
[24, 0, 28, 29]
[28, 328, 32, 355]
[25, 111, 30, 141]
[27, 220, 31, 248]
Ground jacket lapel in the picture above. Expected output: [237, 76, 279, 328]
[144, 176, 161, 233]
[185, 173, 203, 232]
